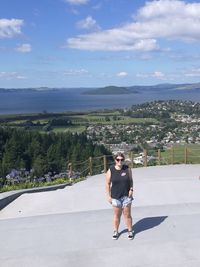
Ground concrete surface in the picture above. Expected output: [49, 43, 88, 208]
[0, 164, 200, 267]
[0, 182, 71, 211]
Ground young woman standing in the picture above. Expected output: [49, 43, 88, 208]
[105, 152, 134, 240]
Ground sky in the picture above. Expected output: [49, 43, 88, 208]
[1, 0, 200, 88]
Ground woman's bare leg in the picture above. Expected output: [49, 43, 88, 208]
[122, 204, 132, 231]
[113, 206, 122, 232]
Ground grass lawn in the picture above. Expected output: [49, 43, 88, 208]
[161, 144, 200, 164]
[70, 114, 158, 125]
[0, 110, 158, 129]
[51, 125, 86, 133]
[6, 120, 27, 124]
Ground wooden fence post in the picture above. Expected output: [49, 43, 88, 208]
[103, 155, 107, 173]
[68, 162, 73, 181]
[144, 149, 147, 167]
[184, 147, 188, 164]
[158, 149, 161, 165]
[89, 157, 93, 176]
[171, 146, 174, 164]
[130, 151, 134, 168]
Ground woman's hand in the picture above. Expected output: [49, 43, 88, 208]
[128, 188, 134, 198]
[107, 196, 112, 204]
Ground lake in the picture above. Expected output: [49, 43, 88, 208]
[0, 89, 199, 114]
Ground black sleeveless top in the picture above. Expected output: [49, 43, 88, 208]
[110, 165, 131, 199]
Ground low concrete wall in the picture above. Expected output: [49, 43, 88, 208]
[0, 182, 71, 211]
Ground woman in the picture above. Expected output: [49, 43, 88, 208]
[105, 152, 134, 240]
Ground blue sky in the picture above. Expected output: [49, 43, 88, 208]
[1, 0, 200, 88]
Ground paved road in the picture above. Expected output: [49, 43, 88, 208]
[0, 165, 200, 267]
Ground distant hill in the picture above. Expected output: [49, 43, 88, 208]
[0, 87, 58, 93]
[172, 83, 200, 91]
[127, 83, 200, 92]
[1, 82, 200, 94]
[83, 86, 138, 95]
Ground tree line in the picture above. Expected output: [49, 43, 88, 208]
[0, 127, 111, 182]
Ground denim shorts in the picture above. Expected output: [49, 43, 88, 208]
[112, 196, 133, 208]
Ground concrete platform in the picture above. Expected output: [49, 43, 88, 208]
[0, 165, 200, 267]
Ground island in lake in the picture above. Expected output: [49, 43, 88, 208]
[82, 86, 139, 95]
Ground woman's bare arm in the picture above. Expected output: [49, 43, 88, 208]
[105, 169, 112, 204]
[128, 167, 134, 198]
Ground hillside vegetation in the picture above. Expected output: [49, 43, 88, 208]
[0, 128, 110, 183]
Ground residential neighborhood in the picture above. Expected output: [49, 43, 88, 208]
[86, 100, 200, 156]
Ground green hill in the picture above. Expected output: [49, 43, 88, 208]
[83, 86, 137, 95]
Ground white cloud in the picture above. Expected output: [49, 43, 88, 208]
[136, 73, 149, 78]
[185, 68, 200, 77]
[71, 8, 79, 15]
[67, 34, 159, 51]
[117, 72, 128, 77]
[66, 0, 200, 51]
[153, 71, 165, 78]
[134, 0, 200, 42]
[0, 19, 24, 38]
[64, 69, 89, 75]
[64, 0, 89, 5]
[15, 75, 27, 79]
[76, 16, 100, 31]
[15, 43, 32, 53]
[137, 71, 166, 79]
[0, 72, 26, 79]
[92, 3, 102, 10]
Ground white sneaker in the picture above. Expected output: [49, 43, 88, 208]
[128, 231, 134, 240]
[112, 231, 119, 240]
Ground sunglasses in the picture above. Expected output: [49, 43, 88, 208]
[116, 158, 124, 162]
